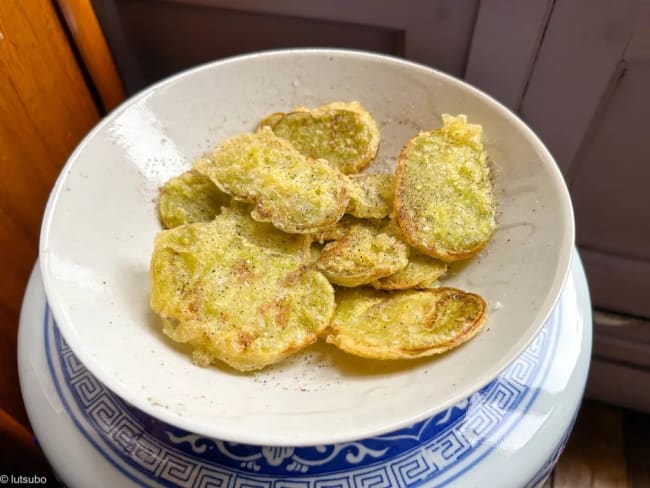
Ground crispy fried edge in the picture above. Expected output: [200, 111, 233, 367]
[326, 287, 487, 359]
[256, 112, 285, 131]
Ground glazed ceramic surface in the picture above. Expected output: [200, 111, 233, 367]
[19, 254, 590, 487]
[39, 49, 574, 445]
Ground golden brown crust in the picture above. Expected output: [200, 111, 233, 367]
[394, 115, 496, 262]
[325, 287, 487, 359]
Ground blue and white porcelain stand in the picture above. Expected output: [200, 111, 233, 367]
[18, 252, 591, 488]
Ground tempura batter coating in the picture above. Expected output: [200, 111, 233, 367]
[316, 221, 408, 287]
[314, 216, 447, 290]
[347, 173, 394, 219]
[219, 203, 312, 259]
[150, 218, 335, 371]
[326, 287, 487, 359]
[259, 101, 380, 174]
[158, 170, 230, 228]
[371, 252, 447, 290]
[311, 215, 383, 243]
[395, 114, 496, 262]
[195, 128, 349, 234]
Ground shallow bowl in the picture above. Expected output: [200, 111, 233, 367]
[40, 49, 574, 446]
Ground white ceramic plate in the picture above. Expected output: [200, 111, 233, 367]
[40, 49, 574, 446]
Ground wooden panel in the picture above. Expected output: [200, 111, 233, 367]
[623, 410, 650, 488]
[92, 0, 478, 94]
[581, 248, 650, 317]
[107, 1, 402, 91]
[56, 0, 126, 111]
[465, 0, 553, 109]
[553, 401, 629, 487]
[593, 313, 650, 369]
[519, 0, 640, 171]
[624, 1, 650, 62]
[168, 0, 478, 74]
[587, 360, 650, 414]
[571, 63, 650, 261]
[0, 0, 99, 426]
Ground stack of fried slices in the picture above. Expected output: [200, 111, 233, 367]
[151, 102, 496, 372]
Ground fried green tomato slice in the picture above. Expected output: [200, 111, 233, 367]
[395, 114, 496, 262]
[150, 219, 335, 372]
[371, 252, 447, 290]
[259, 101, 380, 174]
[347, 173, 394, 219]
[219, 203, 312, 259]
[313, 217, 446, 290]
[158, 170, 231, 228]
[311, 215, 383, 243]
[195, 127, 349, 234]
[326, 287, 487, 359]
[316, 221, 408, 287]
